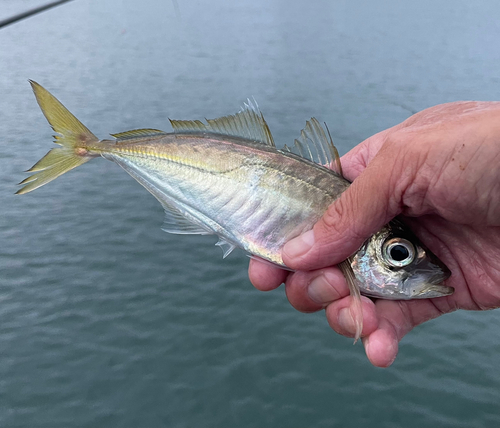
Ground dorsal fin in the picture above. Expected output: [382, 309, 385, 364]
[111, 129, 167, 141]
[323, 122, 343, 176]
[168, 119, 206, 133]
[169, 99, 275, 147]
[282, 118, 343, 176]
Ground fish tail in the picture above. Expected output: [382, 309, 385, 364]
[16, 81, 99, 195]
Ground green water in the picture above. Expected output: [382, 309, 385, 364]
[1, 0, 499, 426]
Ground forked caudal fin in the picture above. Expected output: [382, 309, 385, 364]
[16, 81, 99, 194]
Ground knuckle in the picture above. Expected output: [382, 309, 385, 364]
[285, 272, 324, 313]
[321, 197, 351, 237]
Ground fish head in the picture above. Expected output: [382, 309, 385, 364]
[350, 220, 453, 300]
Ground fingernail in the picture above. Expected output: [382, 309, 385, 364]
[283, 229, 315, 259]
[338, 308, 355, 334]
[307, 271, 341, 305]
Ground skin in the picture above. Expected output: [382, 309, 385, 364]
[248, 101, 500, 367]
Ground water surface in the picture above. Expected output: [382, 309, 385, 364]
[1, 1, 499, 426]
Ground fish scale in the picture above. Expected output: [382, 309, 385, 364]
[114, 136, 338, 265]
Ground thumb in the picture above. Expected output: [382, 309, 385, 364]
[282, 147, 405, 271]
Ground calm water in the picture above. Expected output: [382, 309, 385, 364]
[1, 0, 500, 426]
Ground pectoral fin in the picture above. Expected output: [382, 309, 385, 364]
[338, 259, 363, 343]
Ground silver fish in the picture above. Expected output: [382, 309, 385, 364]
[18, 81, 453, 340]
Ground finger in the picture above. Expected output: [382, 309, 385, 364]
[284, 267, 349, 313]
[324, 296, 379, 338]
[362, 317, 399, 368]
[248, 258, 288, 291]
[362, 298, 448, 367]
[282, 142, 408, 271]
[338, 128, 394, 181]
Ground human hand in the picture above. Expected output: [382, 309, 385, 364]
[249, 101, 500, 367]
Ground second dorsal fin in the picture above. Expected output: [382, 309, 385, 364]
[111, 129, 167, 141]
[281, 118, 343, 176]
[169, 99, 275, 147]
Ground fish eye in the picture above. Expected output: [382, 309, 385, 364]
[383, 238, 415, 267]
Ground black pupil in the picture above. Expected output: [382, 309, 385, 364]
[390, 245, 410, 261]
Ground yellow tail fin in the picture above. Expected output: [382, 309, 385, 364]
[16, 81, 98, 194]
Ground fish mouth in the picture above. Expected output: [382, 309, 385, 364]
[413, 283, 455, 298]
[429, 269, 451, 285]
[409, 268, 454, 298]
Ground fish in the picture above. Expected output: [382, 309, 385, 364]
[18, 81, 453, 341]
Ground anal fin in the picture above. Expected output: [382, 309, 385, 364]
[160, 201, 213, 235]
[215, 239, 236, 258]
